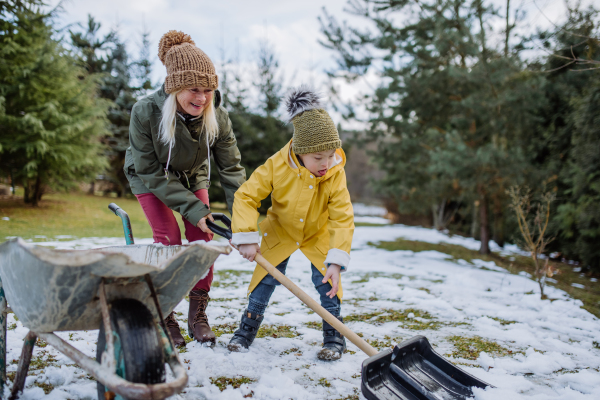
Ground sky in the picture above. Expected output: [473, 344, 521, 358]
[48, 0, 596, 126]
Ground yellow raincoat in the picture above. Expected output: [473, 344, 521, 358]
[231, 140, 354, 300]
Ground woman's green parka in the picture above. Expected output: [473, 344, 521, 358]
[124, 86, 246, 226]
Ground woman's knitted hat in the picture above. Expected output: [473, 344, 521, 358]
[286, 86, 341, 155]
[158, 30, 218, 94]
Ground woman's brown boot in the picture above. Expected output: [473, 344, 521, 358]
[165, 312, 186, 347]
[188, 289, 216, 347]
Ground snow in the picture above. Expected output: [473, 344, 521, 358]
[352, 203, 387, 216]
[4, 224, 600, 399]
[353, 216, 390, 224]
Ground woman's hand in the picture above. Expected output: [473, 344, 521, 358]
[238, 243, 261, 262]
[322, 264, 342, 298]
[196, 214, 215, 234]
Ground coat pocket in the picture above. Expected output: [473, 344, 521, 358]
[316, 238, 329, 256]
[258, 218, 281, 250]
[123, 150, 135, 175]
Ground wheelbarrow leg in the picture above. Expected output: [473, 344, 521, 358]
[0, 276, 6, 398]
[9, 331, 36, 400]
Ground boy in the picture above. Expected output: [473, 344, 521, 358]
[228, 87, 354, 361]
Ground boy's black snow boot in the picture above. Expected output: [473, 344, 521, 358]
[227, 309, 264, 352]
[317, 316, 346, 361]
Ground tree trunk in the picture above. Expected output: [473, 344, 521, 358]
[470, 200, 480, 239]
[23, 180, 32, 204]
[479, 194, 490, 254]
[32, 174, 42, 207]
[89, 180, 95, 195]
[493, 197, 505, 247]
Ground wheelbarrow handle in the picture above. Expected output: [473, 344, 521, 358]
[108, 203, 134, 245]
[205, 213, 232, 240]
[254, 254, 378, 357]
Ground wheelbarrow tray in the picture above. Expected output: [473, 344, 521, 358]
[361, 335, 491, 400]
[0, 238, 230, 332]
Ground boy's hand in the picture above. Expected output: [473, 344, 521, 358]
[323, 263, 342, 298]
[238, 243, 261, 262]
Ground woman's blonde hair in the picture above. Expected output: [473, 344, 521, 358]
[159, 89, 219, 148]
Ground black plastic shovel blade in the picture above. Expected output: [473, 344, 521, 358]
[361, 335, 493, 400]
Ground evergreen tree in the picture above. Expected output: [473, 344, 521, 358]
[255, 39, 283, 117]
[70, 16, 145, 196]
[133, 27, 155, 97]
[210, 42, 292, 212]
[528, 4, 600, 269]
[556, 82, 600, 270]
[321, 0, 543, 253]
[0, 2, 109, 205]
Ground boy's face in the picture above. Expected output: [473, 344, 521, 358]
[297, 149, 337, 177]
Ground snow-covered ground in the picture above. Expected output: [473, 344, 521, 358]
[4, 216, 600, 399]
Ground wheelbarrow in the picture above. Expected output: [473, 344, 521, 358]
[205, 216, 493, 400]
[0, 203, 230, 400]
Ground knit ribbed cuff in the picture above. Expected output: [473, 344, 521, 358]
[165, 70, 219, 93]
[293, 139, 342, 155]
[324, 248, 350, 271]
[232, 232, 260, 246]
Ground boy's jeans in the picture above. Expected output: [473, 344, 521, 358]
[247, 257, 341, 317]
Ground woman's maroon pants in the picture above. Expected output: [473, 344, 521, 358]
[135, 189, 213, 292]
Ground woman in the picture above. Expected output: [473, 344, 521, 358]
[124, 30, 245, 347]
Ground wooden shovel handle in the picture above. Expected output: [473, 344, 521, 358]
[254, 254, 378, 357]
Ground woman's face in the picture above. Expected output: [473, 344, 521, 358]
[176, 87, 213, 116]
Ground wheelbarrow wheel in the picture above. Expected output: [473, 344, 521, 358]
[96, 298, 166, 400]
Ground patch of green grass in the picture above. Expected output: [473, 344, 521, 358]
[355, 222, 389, 227]
[33, 381, 54, 394]
[0, 191, 230, 241]
[366, 338, 395, 350]
[345, 308, 442, 330]
[179, 327, 193, 345]
[256, 325, 299, 338]
[29, 351, 58, 370]
[274, 312, 290, 316]
[213, 323, 237, 337]
[211, 281, 242, 289]
[373, 238, 600, 318]
[210, 376, 256, 391]
[214, 269, 253, 279]
[593, 341, 600, 350]
[351, 272, 406, 284]
[335, 388, 361, 400]
[304, 321, 322, 330]
[446, 336, 514, 360]
[35, 338, 48, 348]
[211, 298, 239, 302]
[318, 377, 331, 387]
[8, 323, 16, 330]
[280, 347, 302, 356]
[491, 317, 517, 326]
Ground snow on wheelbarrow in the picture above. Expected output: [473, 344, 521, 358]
[0, 235, 230, 400]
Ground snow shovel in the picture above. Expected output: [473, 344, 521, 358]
[207, 217, 492, 400]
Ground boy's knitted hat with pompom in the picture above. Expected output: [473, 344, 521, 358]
[286, 86, 341, 155]
[158, 30, 218, 94]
